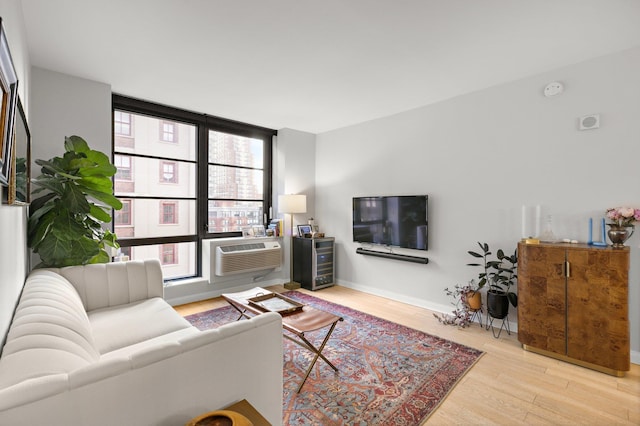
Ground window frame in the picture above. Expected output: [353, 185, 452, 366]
[159, 201, 178, 225]
[159, 160, 178, 184]
[115, 199, 132, 226]
[160, 120, 177, 143]
[114, 154, 133, 181]
[112, 94, 275, 280]
[160, 243, 178, 265]
[114, 111, 132, 136]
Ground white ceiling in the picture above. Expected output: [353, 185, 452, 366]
[20, 0, 640, 134]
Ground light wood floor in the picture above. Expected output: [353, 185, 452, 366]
[174, 285, 640, 425]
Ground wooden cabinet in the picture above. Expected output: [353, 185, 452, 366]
[517, 242, 630, 376]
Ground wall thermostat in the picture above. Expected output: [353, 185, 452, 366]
[543, 81, 564, 97]
[579, 114, 600, 130]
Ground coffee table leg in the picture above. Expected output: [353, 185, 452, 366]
[227, 304, 252, 321]
[293, 321, 339, 393]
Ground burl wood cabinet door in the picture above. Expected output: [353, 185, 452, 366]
[566, 248, 629, 371]
[517, 243, 567, 355]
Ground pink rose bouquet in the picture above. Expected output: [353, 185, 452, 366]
[606, 206, 640, 227]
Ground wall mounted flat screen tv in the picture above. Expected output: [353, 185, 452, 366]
[353, 195, 428, 251]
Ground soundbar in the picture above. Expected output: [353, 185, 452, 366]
[356, 247, 429, 264]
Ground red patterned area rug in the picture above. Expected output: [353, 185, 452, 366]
[185, 291, 483, 425]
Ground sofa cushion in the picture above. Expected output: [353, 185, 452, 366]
[0, 270, 99, 388]
[48, 260, 164, 311]
[88, 297, 194, 355]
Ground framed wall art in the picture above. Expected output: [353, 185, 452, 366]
[0, 18, 19, 186]
[7, 97, 30, 204]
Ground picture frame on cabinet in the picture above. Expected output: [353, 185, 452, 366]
[297, 224, 312, 237]
[0, 18, 18, 186]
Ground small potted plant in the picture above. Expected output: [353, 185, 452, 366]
[434, 280, 482, 328]
[467, 242, 517, 320]
[486, 248, 517, 319]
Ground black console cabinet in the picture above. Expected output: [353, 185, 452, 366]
[293, 237, 335, 290]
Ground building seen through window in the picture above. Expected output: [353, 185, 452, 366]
[112, 95, 274, 280]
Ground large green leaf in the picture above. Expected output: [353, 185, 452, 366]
[78, 162, 117, 177]
[61, 184, 92, 214]
[84, 187, 122, 210]
[37, 235, 74, 266]
[65, 135, 90, 154]
[28, 210, 55, 249]
[51, 213, 86, 240]
[68, 237, 100, 264]
[29, 193, 56, 218]
[101, 230, 119, 248]
[36, 159, 82, 180]
[88, 249, 111, 264]
[78, 175, 114, 193]
[85, 149, 115, 169]
[89, 204, 112, 223]
[31, 176, 66, 195]
[69, 157, 98, 171]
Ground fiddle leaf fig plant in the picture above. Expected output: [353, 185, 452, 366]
[28, 135, 122, 268]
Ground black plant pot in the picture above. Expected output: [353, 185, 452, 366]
[487, 290, 509, 319]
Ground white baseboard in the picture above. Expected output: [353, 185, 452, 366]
[338, 279, 451, 314]
[337, 279, 518, 335]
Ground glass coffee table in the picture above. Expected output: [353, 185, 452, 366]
[221, 287, 343, 392]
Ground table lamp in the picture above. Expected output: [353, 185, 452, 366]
[278, 194, 307, 289]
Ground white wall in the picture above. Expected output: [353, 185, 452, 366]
[28, 67, 112, 268]
[31, 67, 111, 165]
[315, 47, 640, 360]
[274, 128, 316, 281]
[0, 0, 30, 344]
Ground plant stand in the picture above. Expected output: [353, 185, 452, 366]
[487, 315, 510, 338]
[468, 308, 483, 328]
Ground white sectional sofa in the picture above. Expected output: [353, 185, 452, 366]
[0, 259, 283, 425]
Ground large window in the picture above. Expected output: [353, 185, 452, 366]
[112, 95, 275, 281]
[207, 131, 265, 233]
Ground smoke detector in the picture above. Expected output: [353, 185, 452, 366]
[543, 81, 564, 97]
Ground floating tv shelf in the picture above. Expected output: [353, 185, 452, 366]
[356, 247, 429, 264]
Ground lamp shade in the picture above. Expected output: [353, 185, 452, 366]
[278, 194, 307, 214]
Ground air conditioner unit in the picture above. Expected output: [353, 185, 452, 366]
[215, 241, 282, 276]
